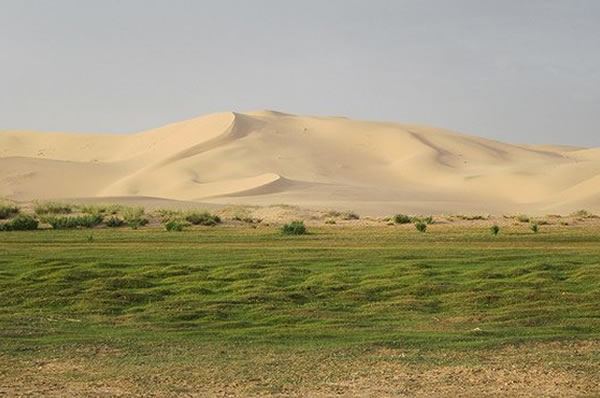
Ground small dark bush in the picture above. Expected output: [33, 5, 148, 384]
[34, 201, 73, 215]
[516, 215, 530, 223]
[0, 203, 19, 219]
[185, 211, 221, 226]
[43, 214, 103, 229]
[393, 214, 411, 224]
[490, 225, 500, 236]
[165, 219, 187, 232]
[105, 216, 125, 228]
[282, 220, 307, 235]
[0, 215, 38, 231]
[530, 224, 539, 233]
[415, 222, 427, 233]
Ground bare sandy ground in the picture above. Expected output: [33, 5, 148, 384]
[1, 110, 599, 215]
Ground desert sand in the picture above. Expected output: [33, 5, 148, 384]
[1, 110, 599, 215]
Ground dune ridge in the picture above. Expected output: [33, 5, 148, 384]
[1, 110, 598, 215]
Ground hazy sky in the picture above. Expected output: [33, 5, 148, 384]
[1, 0, 599, 146]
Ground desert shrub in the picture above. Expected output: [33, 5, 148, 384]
[530, 224, 539, 233]
[0, 202, 19, 219]
[393, 214, 412, 224]
[571, 209, 592, 218]
[490, 225, 500, 236]
[281, 220, 307, 235]
[165, 219, 187, 232]
[43, 214, 103, 229]
[534, 219, 549, 226]
[185, 211, 221, 226]
[415, 222, 427, 233]
[105, 216, 125, 228]
[34, 201, 73, 215]
[0, 215, 38, 231]
[342, 211, 360, 220]
[516, 215, 530, 223]
[421, 216, 434, 225]
[325, 218, 336, 225]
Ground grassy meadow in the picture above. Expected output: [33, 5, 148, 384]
[1, 219, 599, 396]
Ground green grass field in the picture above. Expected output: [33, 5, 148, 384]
[1, 225, 599, 396]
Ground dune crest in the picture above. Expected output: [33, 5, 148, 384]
[1, 111, 598, 214]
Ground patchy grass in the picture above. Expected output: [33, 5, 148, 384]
[34, 201, 73, 215]
[1, 225, 599, 395]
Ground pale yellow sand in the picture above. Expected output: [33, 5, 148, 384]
[1, 110, 598, 215]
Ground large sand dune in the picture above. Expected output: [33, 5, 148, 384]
[1, 110, 599, 214]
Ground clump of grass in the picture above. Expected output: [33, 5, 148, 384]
[0, 214, 38, 231]
[490, 225, 500, 236]
[80, 203, 122, 215]
[154, 208, 181, 223]
[415, 222, 427, 233]
[530, 224, 539, 233]
[185, 211, 221, 226]
[123, 207, 148, 230]
[393, 214, 412, 224]
[282, 220, 307, 235]
[342, 211, 360, 220]
[325, 210, 342, 218]
[516, 215, 530, 223]
[105, 216, 125, 228]
[325, 218, 337, 225]
[165, 219, 188, 232]
[34, 201, 73, 215]
[43, 214, 103, 229]
[0, 202, 19, 219]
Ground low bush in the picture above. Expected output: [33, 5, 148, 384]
[105, 216, 125, 228]
[282, 220, 307, 235]
[123, 207, 148, 229]
[516, 215, 530, 223]
[393, 214, 411, 224]
[490, 225, 500, 236]
[415, 222, 427, 233]
[0, 215, 38, 231]
[0, 202, 19, 219]
[325, 218, 336, 225]
[165, 219, 188, 232]
[34, 201, 73, 215]
[43, 214, 103, 229]
[185, 211, 221, 226]
[530, 224, 539, 233]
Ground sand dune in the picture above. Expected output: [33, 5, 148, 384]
[1, 111, 598, 215]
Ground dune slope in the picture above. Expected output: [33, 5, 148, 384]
[1, 111, 598, 214]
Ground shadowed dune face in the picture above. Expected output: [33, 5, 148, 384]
[0, 110, 598, 214]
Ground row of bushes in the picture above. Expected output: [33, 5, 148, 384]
[393, 214, 434, 225]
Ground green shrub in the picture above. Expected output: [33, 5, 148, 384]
[0, 202, 19, 219]
[530, 224, 539, 233]
[34, 201, 73, 215]
[281, 220, 307, 235]
[0, 215, 38, 231]
[422, 216, 434, 225]
[105, 216, 125, 228]
[490, 225, 500, 236]
[393, 214, 411, 224]
[516, 215, 530, 223]
[415, 222, 427, 233]
[165, 219, 187, 232]
[43, 214, 103, 229]
[185, 211, 221, 226]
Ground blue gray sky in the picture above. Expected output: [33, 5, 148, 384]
[1, 0, 599, 146]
